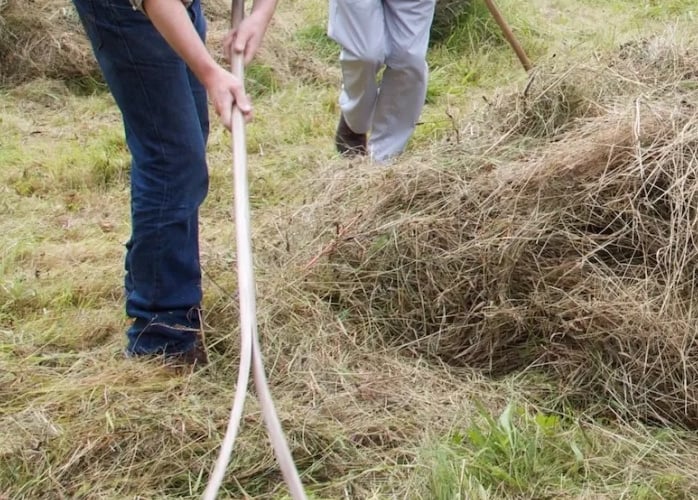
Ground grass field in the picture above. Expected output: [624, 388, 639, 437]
[2, 0, 698, 498]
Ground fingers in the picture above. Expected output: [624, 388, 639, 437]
[222, 30, 235, 62]
[208, 68, 253, 131]
[233, 89, 252, 116]
[227, 81, 253, 129]
[217, 96, 252, 131]
[224, 17, 264, 66]
[218, 21, 263, 129]
[233, 31, 248, 55]
[244, 42, 257, 66]
[220, 99, 232, 131]
[224, 30, 257, 67]
[223, 107, 253, 130]
[240, 107, 254, 124]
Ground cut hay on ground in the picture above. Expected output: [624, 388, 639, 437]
[0, 0, 339, 90]
[0, 0, 476, 89]
[303, 32, 698, 428]
[0, 0, 98, 85]
[0, 0, 232, 86]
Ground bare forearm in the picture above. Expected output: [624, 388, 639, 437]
[142, 0, 218, 87]
[250, 0, 278, 23]
[141, 0, 251, 128]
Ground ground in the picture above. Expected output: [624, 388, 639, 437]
[2, 0, 698, 498]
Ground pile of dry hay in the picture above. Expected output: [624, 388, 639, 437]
[0, 0, 232, 85]
[0, 0, 98, 85]
[0, 0, 338, 89]
[0, 0, 477, 87]
[304, 33, 698, 428]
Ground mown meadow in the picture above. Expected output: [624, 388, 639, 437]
[2, 0, 698, 497]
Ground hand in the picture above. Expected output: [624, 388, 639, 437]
[223, 11, 271, 65]
[202, 65, 253, 130]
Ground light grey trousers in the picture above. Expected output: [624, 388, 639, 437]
[328, 0, 436, 161]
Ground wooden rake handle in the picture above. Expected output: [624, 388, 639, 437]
[203, 1, 306, 499]
[483, 0, 533, 72]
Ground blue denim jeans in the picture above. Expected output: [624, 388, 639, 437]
[72, 0, 210, 355]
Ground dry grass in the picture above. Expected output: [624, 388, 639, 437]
[0, 0, 339, 90]
[303, 30, 698, 429]
[3, 0, 698, 498]
[0, 0, 98, 85]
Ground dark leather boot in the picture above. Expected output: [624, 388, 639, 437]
[335, 114, 367, 157]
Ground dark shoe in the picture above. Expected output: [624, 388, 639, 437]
[335, 114, 367, 157]
[166, 337, 208, 368]
[125, 326, 209, 370]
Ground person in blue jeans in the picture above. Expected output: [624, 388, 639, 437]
[72, 0, 278, 366]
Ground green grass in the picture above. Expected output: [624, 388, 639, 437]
[296, 24, 339, 64]
[421, 402, 693, 499]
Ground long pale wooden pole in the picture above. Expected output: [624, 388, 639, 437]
[202, 0, 306, 498]
[483, 0, 533, 71]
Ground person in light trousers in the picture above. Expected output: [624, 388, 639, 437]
[328, 0, 436, 162]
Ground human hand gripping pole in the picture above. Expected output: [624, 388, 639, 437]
[202, 0, 307, 498]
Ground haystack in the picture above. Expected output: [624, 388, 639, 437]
[0, 0, 238, 86]
[305, 32, 698, 428]
[0, 0, 98, 85]
[0, 0, 337, 90]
